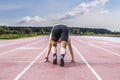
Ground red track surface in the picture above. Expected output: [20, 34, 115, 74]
[0, 36, 120, 80]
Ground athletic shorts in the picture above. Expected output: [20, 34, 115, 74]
[51, 25, 69, 42]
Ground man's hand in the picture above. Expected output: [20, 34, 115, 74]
[71, 60, 75, 63]
[44, 57, 50, 62]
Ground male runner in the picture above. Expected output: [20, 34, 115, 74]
[45, 25, 75, 67]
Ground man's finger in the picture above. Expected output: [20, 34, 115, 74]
[71, 60, 75, 63]
[44, 59, 50, 62]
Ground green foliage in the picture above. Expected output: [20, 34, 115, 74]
[0, 26, 119, 39]
[23, 28, 32, 34]
[0, 27, 6, 34]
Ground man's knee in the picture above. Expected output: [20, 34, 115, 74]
[60, 47, 66, 54]
[60, 41, 67, 54]
[51, 46, 57, 53]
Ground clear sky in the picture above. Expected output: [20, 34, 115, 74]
[0, 0, 120, 31]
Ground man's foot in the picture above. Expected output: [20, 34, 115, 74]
[53, 53, 57, 65]
[60, 54, 65, 66]
[53, 59, 57, 64]
[60, 59, 64, 67]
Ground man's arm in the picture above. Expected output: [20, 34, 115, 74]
[45, 34, 52, 62]
[68, 37, 75, 63]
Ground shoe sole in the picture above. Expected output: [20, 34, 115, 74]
[60, 59, 64, 67]
[53, 59, 57, 65]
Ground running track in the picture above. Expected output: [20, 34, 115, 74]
[0, 36, 120, 80]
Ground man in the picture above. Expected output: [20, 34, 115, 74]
[45, 25, 75, 67]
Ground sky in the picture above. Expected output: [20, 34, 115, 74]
[0, 0, 120, 31]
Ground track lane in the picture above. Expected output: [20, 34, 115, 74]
[0, 36, 48, 56]
[17, 38, 97, 80]
[0, 36, 43, 47]
[0, 36, 120, 80]
[77, 37, 120, 55]
[74, 37, 120, 56]
[0, 37, 49, 80]
[72, 36, 120, 80]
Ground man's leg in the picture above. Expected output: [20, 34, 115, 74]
[60, 41, 67, 66]
[51, 41, 57, 64]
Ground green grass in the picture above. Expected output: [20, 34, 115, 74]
[0, 34, 42, 39]
[0, 33, 120, 39]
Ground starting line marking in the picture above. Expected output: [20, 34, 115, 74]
[18, 47, 40, 50]
[0, 39, 46, 56]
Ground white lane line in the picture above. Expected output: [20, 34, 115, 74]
[72, 44, 103, 80]
[18, 47, 40, 50]
[14, 48, 47, 80]
[0, 61, 44, 63]
[0, 39, 35, 48]
[72, 36, 120, 47]
[0, 39, 46, 56]
[0, 36, 46, 48]
[75, 38, 120, 57]
[84, 38, 120, 47]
